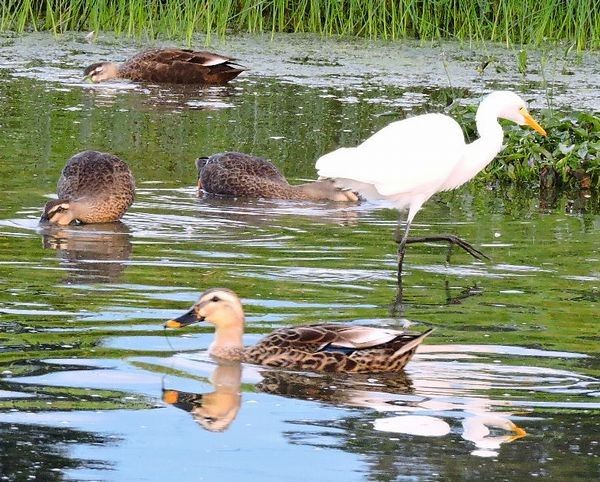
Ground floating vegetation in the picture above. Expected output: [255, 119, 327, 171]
[452, 107, 600, 190]
[0, 0, 598, 49]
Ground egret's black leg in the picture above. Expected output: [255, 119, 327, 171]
[390, 278, 405, 316]
[405, 235, 490, 261]
[395, 215, 412, 283]
[445, 243, 454, 265]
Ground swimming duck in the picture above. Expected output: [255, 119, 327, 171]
[196, 152, 358, 202]
[83, 48, 245, 84]
[41, 150, 135, 225]
[164, 288, 433, 373]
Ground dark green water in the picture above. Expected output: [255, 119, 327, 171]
[0, 33, 598, 481]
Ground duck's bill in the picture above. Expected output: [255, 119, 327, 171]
[164, 309, 202, 328]
[162, 390, 180, 404]
[519, 107, 547, 136]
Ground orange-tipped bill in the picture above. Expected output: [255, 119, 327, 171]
[507, 422, 527, 442]
[164, 308, 202, 329]
[162, 390, 180, 404]
[165, 319, 183, 328]
[519, 107, 547, 136]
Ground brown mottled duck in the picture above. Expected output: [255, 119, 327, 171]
[83, 48, 245, 84]
[164, 288, 432, 373]
[41, 150, 135, 225]
[196, 152, 358, 202]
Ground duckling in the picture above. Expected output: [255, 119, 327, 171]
[83, 48, 245, 84]
[41, 150, 135, 225]
[165, 288, 433, 373]
[196, 152, 358, 202]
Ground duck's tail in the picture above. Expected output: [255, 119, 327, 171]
[394, 328, 434, 357]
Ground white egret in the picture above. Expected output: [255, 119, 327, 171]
[316, 91, 547, 278]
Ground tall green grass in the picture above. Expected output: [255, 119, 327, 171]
[0, 1, 598, 49]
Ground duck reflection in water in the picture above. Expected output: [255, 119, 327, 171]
[40, 222, 132, 283]
[257, 369, 413, 409]
[160, 360, 414, 432]
[162, 362, 242, 432]
[158, 357, 526, 456]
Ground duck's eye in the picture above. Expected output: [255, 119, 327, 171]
[210, 296, 220, 302]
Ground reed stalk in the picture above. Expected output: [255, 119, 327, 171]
[0, 1, 597, 49]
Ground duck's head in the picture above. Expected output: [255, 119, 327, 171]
[83, 62, 120, 82]
[40, 197, 99, 225]
[481, 91, 547, 136]
[41, 199, 77, 225]
[165, 288, 245, 330]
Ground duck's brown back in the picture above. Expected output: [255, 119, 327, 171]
[199, 152, 307, 199]
[120, 48, 244, 84]
[57, 150, 135, 223]
[242, 324, 428, 373]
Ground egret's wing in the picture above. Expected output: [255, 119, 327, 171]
[316, 113, 466, 197]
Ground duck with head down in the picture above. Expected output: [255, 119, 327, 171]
[83, 48, 245, 84]
[41, 150, 135, 226]
[196, 152, 358, 202]
[165, 288, 432, 373]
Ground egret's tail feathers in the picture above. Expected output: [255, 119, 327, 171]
[316, 147, 382, 198]
[315, 147, 362, 177]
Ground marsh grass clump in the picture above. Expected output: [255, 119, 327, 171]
[0, 0, 598, 49]
[454, 106, 600, 190]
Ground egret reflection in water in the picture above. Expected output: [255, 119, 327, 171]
[257, 363, 526, 457]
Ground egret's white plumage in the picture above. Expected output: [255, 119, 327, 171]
[316, 91, 546, 276]
[317, 113, 466, 210]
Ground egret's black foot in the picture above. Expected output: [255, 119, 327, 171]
[403, 235, 490, 261]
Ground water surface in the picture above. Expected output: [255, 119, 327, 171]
[0, 33, 598, 481]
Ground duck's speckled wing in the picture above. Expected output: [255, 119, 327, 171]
[56, 150, 135, 223]
[244, 324, 432, 373]
[121, 48, 245, 84]
[58, 151, 134, 201]
[198, 151, 295, 198]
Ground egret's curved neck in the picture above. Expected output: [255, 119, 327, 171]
[463, 104, 506, 173]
